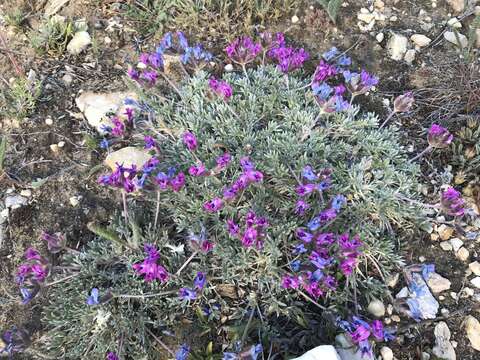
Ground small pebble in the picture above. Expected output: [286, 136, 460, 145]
[380, 346, 393, 360]
[387, 304, 394, 315]
[69, 196, 81, 207]
[469, 261, 480, 276]
[390, 15, 398, 21]
[456, 247, 469, 261]
[376, 32, 385, 43]
[439, 295, 445, 300]
[62, 73, 73, 86]
[463, 287, 474, 297]
[50, 144, 59, 153]
[104, 36, 112, 44]
[58, 141, 66, 148]
[291, 15, 299, 24]
[224, 64, 234, 72]
[419, 256, 426, 262]
[391, 315, 400, 322]
[440, 308, 449, 316]
[45, 117, 54, 126]
[450, 292, 458, 300]
[20, 189, 31, 197]
[384, 317, 392, 325]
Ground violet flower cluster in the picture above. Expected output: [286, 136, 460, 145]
[209, 78, 233, 100]
[282, 166, 360, 299]
[266, 33, 309, 74]
[16, 248, 49, 304]
[440, 187, 465, 217]
[310, 47, 378, 113]
[128, 31, 212, 85]
[178, 271, 207, 301]
[41, 231, 65, 254]
[225, 36, 262, 65]
[223, 344, 263, 360]
[106, 352, 119, 360]
[188, 226, 215, 253]
[132, 244, 169, 283]
[0, 326, 30, 358]
[204, 157, 263, 213]
[227, 210, 269, 250]
[337, 317, 395, 358]
[175, 344, 190, 360]
[427, 123, 453, 149]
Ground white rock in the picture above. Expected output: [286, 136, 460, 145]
[380, 347, 393, 360]
[20, 190, 31, 197]
[387, 33, 408, 61]
[404, 49, 416, 64]
[427, 273, 451, 294]
[449, 238, 463, 252]
[465, 316, 480, 351]
[456, 247, 469, 261]
[104, 36, 112, 44]
[45, 117, 54, 126]
[411, 34, 431, 47]
[432, 322, 456, 360]
[446, 0, 465, 13]
[386, 273, 399, 288]
[291, 15, 300, 24]
[224, 64, 234, 72]
[67, 31, 92, 55]
[438, 224, 454, 240]
[469, 261, 480, 276]
[396, 287, 409, 298]
[62, 73, 73, 85]
[471, 277, 480, 289]
[421, 352, 431, 360]
[476, 29, 480, 48]
[57, 141, 65, 148]
[5, 195, 28, 209]
[336, 334, 374, 360]
[419, 256, 426, 262]
[374, 0, 385, 10]
[463, 287, 474, 297]
[440, 241, 453, 251]
[104, 147, 152, 171]
[390, 15, 398, 22]
[358, 12, 375, 23]
[475, 6, 480, 16]
[69, 196, 80, 207]
[376, 32, 385, 43]
[444, 31, 468, 48]
[291, 345, 341, 360]
[50, 144, 59, 153]
[367, 298, 386, 317]
[44, 0, 70, 16]
[75, 91, 137, 133]
[0, 208, 9, 225]
[447, 17, 462, 28]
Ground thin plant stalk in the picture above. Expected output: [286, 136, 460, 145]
[409, 145, 433, 162]
[175, 251, 198, 275]
[379, 111, 396, 129]
[122, 191, 129, 223]
[45, 273, 80, 287]
[116, 290, 176, 299]
[154, 190, 161, 229]
[160, 72, 182, 97]
[146, 328, 175, 357]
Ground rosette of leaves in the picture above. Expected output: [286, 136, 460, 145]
[40, 66, 424, 358]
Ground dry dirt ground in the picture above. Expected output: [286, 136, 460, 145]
[0, 0, 479, 359]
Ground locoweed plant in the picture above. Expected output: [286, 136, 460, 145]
[29, 34, 429, 358]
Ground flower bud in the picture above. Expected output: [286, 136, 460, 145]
[393, 91, 414, 113]
[427, 124, 453, 148]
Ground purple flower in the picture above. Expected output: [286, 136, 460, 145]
[227, 219, 240, 236]
[331, 195, 347, 211]
[334, 84, 346, 95]
[155, 172, 169, 189]
[133, 245, 169, 283]
[225, 36, 261, 64]
[323, 275, 337, 290]
[290, 260, 301, 272]
[194, 272, 206, 290]
[25, 248, 41, 261]
[111, 117, 125, 137]
[312, 82, 333, 100]
[296, 183, 316, 196]
[100, 138, 109, 149]
[215, 152, 232, 170]
[337, 55, 351, 67]
[20, 285, 40, 304]
[358, 340, 373, 358]
[340, 257, 357, 276]
[209, 78, 233, 100]
[393, 91, 414, 113]
[249, 344, 263, 360]
[175, 344, 190, 360]
[316, 232, 335, 246]
[245, 170, 263, 183]
[148, 53, 163, 69]
[281, 275, 299, 289]
[240, 157, 255, 171]
[371, 320, 384, 341]
[41, 231, 65, 253]
[144, 243, 160, 262]
[144, 135, 156, 149]
[179, 288, 197, 301]
[183, 131, 198, 151]
[427, 124, 453, 148]
[310, 251, 333, 269]
[294, 243, 307, 254]
[360, 69, 379, 88]
[127, 68, 139, 80]
[141, 71, 158, 85]
[203, 198, 224, 213]
[314, 60, 337, 82]
[241, 227, 258, 247]
[440, 187, 465, 216]
[107, 352, 119, 360]
[86, 288, 100, 306]
[295, 200, 310, 215]
[296, 228, 313, 243]
[349, 325, 370, 343]
[139, 53, 150, 65]
[188, 163, 207, 177]
[334, 96, 350, 112]
[170, 172, 185, 192]
[269, 46, 309, 73]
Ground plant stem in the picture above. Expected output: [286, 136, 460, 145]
[45, 273, 80, 287]
[175, 251, 198, 275]
[379, 110, 396, 129]
[298, 290, 327, 310]
[160, 72, 182, 97]
[241, 64, 249, 82]
[409, 145, 433, 162]
[154, 190, 160, 229]
[225, 102, 240, 119]
[116, 290, 176, 299]
[122, 191, 128, 224]
[395, 193, 439, 209]
[146, 328, 175, 357]
[241, 307, 255, 345]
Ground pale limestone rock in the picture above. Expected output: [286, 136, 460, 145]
[67, 31, 91, 55]
[411, 34, 431, 47]
[387, 33, 408, 61]
[465, 316, 480, 351]
[427, 273, 451, 294]
[105, 147, 152, 171]
[444, 31, 468, 48]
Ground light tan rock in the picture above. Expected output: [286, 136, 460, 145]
[465, 316, 480, 351]
[67, 31, 91, 55]
[44, 0, 70, 17]
[456, 247, 469, 261]
[76, 91, 137, 132]
[411, 34, 431, 47]
[387, 33, 408, 61]
[105, 147, 152, 171]
[444, 31, 468, 48]
[469, 261, 480, 276]
[447, 0, 465, 13]
[438, 224, 454, 240]
[427, 273, 451, 293]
